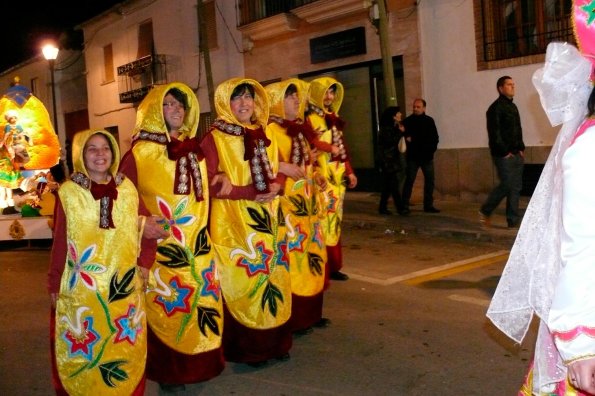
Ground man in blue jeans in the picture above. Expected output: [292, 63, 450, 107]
[480, 76, 525, 228]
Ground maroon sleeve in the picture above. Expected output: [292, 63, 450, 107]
[200, 132, 259, 200]
[311, 138, 334, 153]
[120, 148, 157, 268]
[48, 196, 67, 294]
[345, 161, 354, 176]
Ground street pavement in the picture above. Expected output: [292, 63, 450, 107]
[0, 192, 532, 395]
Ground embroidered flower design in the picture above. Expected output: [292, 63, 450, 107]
[200, 259, 221, 300]
[156, 196, 196, 246]
[311, 221, 324, 249]
[230, 233, 273, 277]
[276, 238, 289, 271]
[114, 304, 144, 344]
[153, 275, 194, 316]
[67, 241, 106, 291]
[287, 224, 307, 253]
[326, 190, 338, 214]
[61, 308, 100, 361]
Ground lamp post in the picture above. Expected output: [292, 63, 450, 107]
[42, 44, 59, 135]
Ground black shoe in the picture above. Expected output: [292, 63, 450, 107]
[507, 222, 519, 229]
[378, 209, 392, 215]
[159, 383, 186, 392]
[314, 317, 331, 328]
[246, 360, 268, 368]
[275, 353, 291, 361]
[424, 207, 441, 213]
[398, 208, 411, 216]
[293, 326, 314, 336]
[330, 271, 349, 281]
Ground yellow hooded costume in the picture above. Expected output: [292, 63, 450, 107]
[120, 82, 223, 382]
[306, 77, 347, 248]
[200, 77, 293, 363]
[265, 79, 326, 299]
[53, 129, 146, 395]
[206, 77, 292, 333]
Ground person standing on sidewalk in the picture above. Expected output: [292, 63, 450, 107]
[401, 98, 440, 213]
[479, 76, 525, 228]
[377, 106, 409, 216]
[306, 77, 357, 282]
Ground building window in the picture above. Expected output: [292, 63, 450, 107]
[103, 44, 115, 83]
[137, 20, 154, 58]
[475, 0, 573, 70]
[30, 78, 38, 96]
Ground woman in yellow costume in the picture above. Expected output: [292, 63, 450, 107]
[200, 78, 293, 366]
[119, 82, 224, 390]
[306, 77, 358, 284]
[48, 130, 149, 395]
[265, 79, 330, 334]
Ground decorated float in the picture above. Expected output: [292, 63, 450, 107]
[0, 77, 61, 241]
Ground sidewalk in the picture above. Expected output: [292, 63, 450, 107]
[342, 191, 525, 246]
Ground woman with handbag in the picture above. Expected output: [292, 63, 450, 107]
[377, 106, 409, 216]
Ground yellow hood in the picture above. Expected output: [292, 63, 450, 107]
[214, 77, 269, 129]
[308, 76, 343, 115]
[71, 129, 120, 178]
[265, 78, 308, 121]
[133, 82, 200, 141]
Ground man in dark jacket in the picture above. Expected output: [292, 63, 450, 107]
[402, 98, 440, 213]
[480, 75, 525, 228]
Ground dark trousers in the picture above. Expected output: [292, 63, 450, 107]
[378, 170, 405, 212]
[402, 159, 435, 210]
[480, 153, 524, 226]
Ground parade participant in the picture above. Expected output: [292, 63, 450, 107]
[48, 130, 149, 395]
[200, 77, 292, 366]
[265, 78, 328, 334]
[306, 77, 357, 283]
[120, 82, 224, 390]
[487, 36, 595, 395]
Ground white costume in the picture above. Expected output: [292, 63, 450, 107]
[486, 42, 594, 394]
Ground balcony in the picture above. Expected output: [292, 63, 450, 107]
[236, 0, 370, 42]
[117, 54, 168, 103]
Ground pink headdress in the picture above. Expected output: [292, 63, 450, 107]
[573, 0, 595, 81]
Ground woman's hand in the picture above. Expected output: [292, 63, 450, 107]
[211, 173, 232, 196]
[143, 216, 169, 239]
[279, 162, 305, 180]
[568, 358, 595, 394]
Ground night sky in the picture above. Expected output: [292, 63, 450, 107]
[2, 1, 123, 72]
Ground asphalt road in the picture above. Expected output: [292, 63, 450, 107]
[0, 223, 535, 395]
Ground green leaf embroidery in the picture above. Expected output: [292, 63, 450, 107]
[308, 252, 324, 276]
[288, 195, 309, 217]
[193, 226, 211, 257]
[99, 360, 128, 387]
[157, 243, 190, 268]
[197, 306, 221, 336]
[246, 206, 273, 234]
[261, 281, 283, 317]
[108, 267, 135, 303]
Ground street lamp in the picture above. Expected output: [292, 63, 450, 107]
[42, 43, 59, 135]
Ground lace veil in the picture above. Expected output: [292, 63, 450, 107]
[486, 42, 593, 391]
